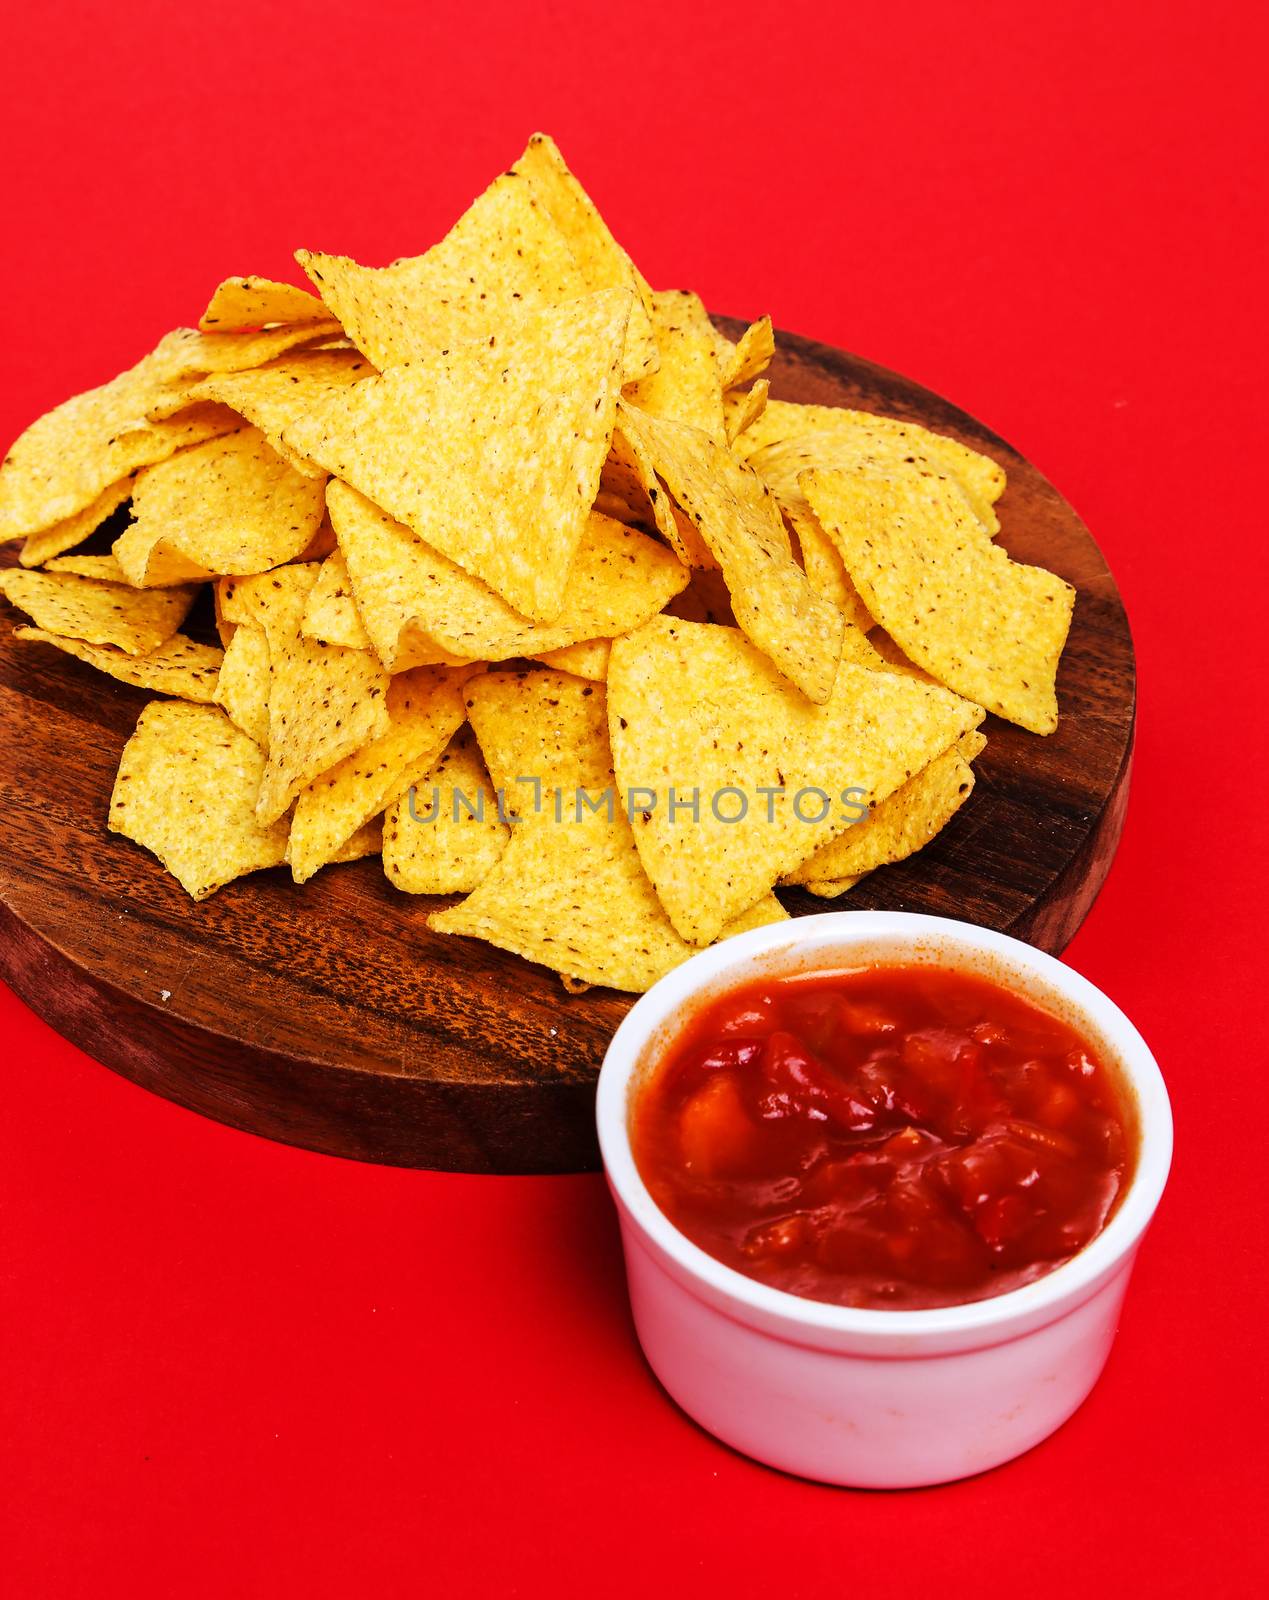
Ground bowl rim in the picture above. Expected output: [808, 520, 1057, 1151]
[596, 911, 1172, 1341]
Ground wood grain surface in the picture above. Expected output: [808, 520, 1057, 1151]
[0, 320, 1136, 1172]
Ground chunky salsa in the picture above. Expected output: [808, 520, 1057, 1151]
[631, 964, 1134, 1310]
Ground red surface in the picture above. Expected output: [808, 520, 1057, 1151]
[1, 2, 1265, 1592]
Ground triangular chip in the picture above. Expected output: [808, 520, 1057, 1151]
[109, 702, 289, 900]
[152, 322, 341, 382]
[162, 349, 376, 478]
[114, 428, 327, 586]
[608, 617, 983, 944]
[326, 483, 686, 667]
[41, 552, 128, 581]
[804, 467, 1073, 734]
[214, 621, 271, 747]
[786, 502, 876, 634]
[16, 478, 134, 567]
[15, 626, 222, 702]
[511, 133, 658, 379]
[297, 171, 589, 371]
[719, 316, 774, 391]
[615, 402, 843, 702]
[285, 291, 631, 622]
[625, 290, 726, 440]
[383, 728, 510, 895]
[199, 275, 330, 332]
[607, 415, 712, 566]
[0, 567, 196, 655]
[530, 637, 612, 681]
[0, 331, 241, 542]
[430, 672, 787, 992]
[800, 874, 866, 900]
[302, 549, 372, 650]
[726, 378, 769, 446]
[287, 665, 469, 883]
[784, 731, 986, 885]
[733, 399, 1006, 531]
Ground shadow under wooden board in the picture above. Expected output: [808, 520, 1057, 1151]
[0, 318, 1135, 1173]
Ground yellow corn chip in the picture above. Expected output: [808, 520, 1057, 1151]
[199, 275, 330, 331]
[160, 349, 376, 479]
[726, 378, 769, 446]
[608, 617, 983, 945]
[115, 428, 327, 586]
[285, 290, 631, 622]
[383, 727, 510, 895]
[0, 331, 240, 542]
[429, 672, 786, 992]
[152, 322, 342, 382]
[530, 637, 612, 681]
[801, 874, 866, 899]
[326, 484, 686, 668]
[464, 668, 611, 801]
[804, 467, 1073, 734]
[15, 626, 221, 701]
[615, 402, 842, 702]
[626, 290, 726, 440]
[0, 567, 196, 655]
[733, 399, 1006, 532]
[784, 731, 986, 885]
[867, 625, 942, 686]
[720, 315, 774, 390]
[214, 622, 271, 747]
[302, 550, 372, 651]
[607, 415, 712, 566]
[41, 552, 127, 581]
[287, 665, 469, 882]
[511, 133, 658, 379]
[217, 563, 317, 644]
[786, 501, 876, 633]
[109, 702, 289, 899]
[16, 477, 134, 567]
[298, 171, 591, 370]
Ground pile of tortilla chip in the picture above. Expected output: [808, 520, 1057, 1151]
[0, 132, 1075, 994]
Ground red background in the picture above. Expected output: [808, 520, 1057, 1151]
[2, 2, 1266, 1593]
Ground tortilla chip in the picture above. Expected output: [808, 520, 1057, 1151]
[464, 668, 612, 802]
[302, 550, 372, 651]
[800, 874, 866, 899]
[217, 563, 317, 644]
[15, 626, 222, 701]
[866, 625, 942, 686]
[383, 727, 510, 894]
[615, 402, 842, 702]
[109, 702, 289, 899]
[530, 637, 612, 681]
[161, 349, 374, 477]
[0, 332, 241, 542]
[152, 322, 341, 382]
[720, 316, 774, 390]
[607, 415, 712, 566]
[733, 399, 1006, 531]
[298, 171, 592, 369]
[786, 502, 876, 633]
[608, 617, 983, 945]
[41, 552, 127, 581]
[114, 428, 327, 586]
[214, 621, 271, 747]
[625, 290, 726, 440]
[726, 379, 769, 446]
[16, 478, 134, 567]
[0, 567, 196, 655]
[784, 732, 986, 885]
[429, 672, 786, 992]
[284, 290, 631, 622]
[326, 484, 686, 668]
[511, 133, 658, 379]
[804, 467, 1073, 734]
[199, 275, 330, 331]
[287, 665, 469, 882]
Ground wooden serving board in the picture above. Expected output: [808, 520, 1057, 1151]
[0, 322, 1135, 1173]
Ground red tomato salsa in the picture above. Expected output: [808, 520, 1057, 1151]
[630, 965, 1135, 1310]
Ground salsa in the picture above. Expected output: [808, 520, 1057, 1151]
[631, 964, 1134, 1310]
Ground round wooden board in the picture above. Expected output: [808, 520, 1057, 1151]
[0, 321, 1135, 1173]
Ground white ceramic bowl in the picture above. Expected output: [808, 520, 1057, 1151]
[596, 912, 1171, 1488]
